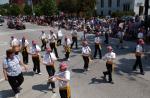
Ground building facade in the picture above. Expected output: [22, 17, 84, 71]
[96, 0, 150, 16]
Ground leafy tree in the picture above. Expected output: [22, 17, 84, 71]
[41, 0, 57, 16]
[8, 4, 20, 16]
[24, 4, 32, 15]
[33, 4, 43, 16]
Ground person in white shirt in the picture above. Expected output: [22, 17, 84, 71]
[102, 46, 116, 83]
[40, 31, 47, 51]
[29, 40, 41, 75]
[20, 36, 29, 64]
[63, 35, 72, 61]
[117, 28, 125, 49]
[71, 29, 78, 49]
[55, 62, 71, 98]
[48, 30, 59, 58]
[57, 27, 63, 46]
[10, 36, 20, 55]
[82, 41, 91, 71]
[3, 49, 27, 98]
[43, 48, 57, 93]
[94, 32, 102, 59]
[132, 39, 144, 75]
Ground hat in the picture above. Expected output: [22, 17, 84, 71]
[60, 62, 68, 70]
[32, 40, 36, 45]
[107, 46, 113, 51]
[46, 48, 51, 52]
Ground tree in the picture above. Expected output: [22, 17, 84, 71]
[41, 0, 57, 16]
[24, 4, 32, 15]
[8, 4, 21, 16]
[33, 4, 43, 16]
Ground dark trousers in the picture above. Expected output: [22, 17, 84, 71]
[82, 56, 89, 70]
[103, 63, 113, 82]
[7, 73, 24, 94]
[59, 89, 70, 98]
[50, 43, 59, 58]
[133, 56, 144, 73]
[104, 34, 109, 44]
[71, 37, 78, 49]
[57, 39, 62, 46]
[46, 66, 55, 88]
[65, 52, 70, 59]
[22, 51, 28, 64]
[41, 39, 47, 51]
[94, 44, 102, 59]
[32, 56, 41, 73]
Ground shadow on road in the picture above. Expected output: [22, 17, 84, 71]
[0, 89, 14, 98]
[23, 71, 34, 76]
[89, 77, 108, 84]
[32, 84, 48, 93]
[72, 68, 85, 73]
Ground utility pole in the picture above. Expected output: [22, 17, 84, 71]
[144, 0, 149, 34]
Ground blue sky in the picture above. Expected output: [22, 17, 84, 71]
[0, 0, 9, 4]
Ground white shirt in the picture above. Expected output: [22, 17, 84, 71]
[20, 39, 29, 47]
[117, 31, 124, 39]
[94, 37, 101, 44]
[137, 32, 143, 39]
[136, 45, 143, 53]
[30, 45, 41, 55]
[63, 38, 72, 46]
[57, 30, 63, 38]
[43, 52, 57, 65]
[49, 34, 57, 43]
[82, 46, 91, 56]
[3, 55, 22, 76]
[71, 30, 77, 37]
[57, 70, 70, 88]
[41, 33, 47, 40]
[10, 38, 20, 47]
[103, 52, 116, 61]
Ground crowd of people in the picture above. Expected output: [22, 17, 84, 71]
[2, 15, 149, 98]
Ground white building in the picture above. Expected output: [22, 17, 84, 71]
[96, 0, 150, 16]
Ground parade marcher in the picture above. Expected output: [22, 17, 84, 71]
[102, 46, 116, 83]
[81, 29, 88, 42]
[71, 29, 78, 49]
[55, 62, 71, 98]
[43, 48, 57, 93]
[82, 41, 91, 71]
[117, 28, 124, 49]
[10, 36, 20, 54]
[40, 31, 47, 51]
[20, 36, 29, 64]
[29, 40, 42, 75]
[57, 27, 63, 46]
[63, 36, 72, 61]
[94, 32, 102, 59]
[132, 39, 145, 75]
[49, 30, 59, 58]
[3, 49, 27, 98]
[104, 29, 110, 44]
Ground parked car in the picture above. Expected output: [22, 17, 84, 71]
[0, 15, 4, 23]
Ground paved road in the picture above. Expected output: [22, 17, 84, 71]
[0, 22, 150, 98]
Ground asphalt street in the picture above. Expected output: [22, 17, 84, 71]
[0, 22, 150, 98]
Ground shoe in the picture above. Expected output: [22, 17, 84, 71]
[67, 58, 70, 61]
[108, 81, 114, 84]
[52, 88, 56, 93]
[15, 93, 19, 98]
[141, 72, 145, 75]
[18, 87, 22, 91]
[38, 72, 42, 75]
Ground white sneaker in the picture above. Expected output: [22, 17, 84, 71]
[15, 93, 19, 98]
[67, 58, 70, 61]
[38, 72, 42, 75]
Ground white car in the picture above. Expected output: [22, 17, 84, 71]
[0, 23, 3, 26]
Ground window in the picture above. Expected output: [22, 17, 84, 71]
[117, 0, 120, 7]
[101, 0, 104, 8]
[108, 0, 112, 8]
[108, 10, 111, 15]
[101, 11, 104, 16]
[123, 3, 130, 11]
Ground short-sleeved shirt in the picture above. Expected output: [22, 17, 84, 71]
[103, 52, 116, 61]
[82, 46, 91, 56]
[30, 45, 41, 55]
[57, 70, 70, 88]
[3, 55, 22, 76]
[136, 45, 143, 52]
[43, 52, 57, 65]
